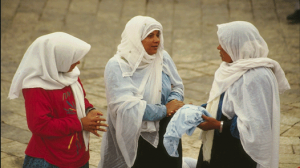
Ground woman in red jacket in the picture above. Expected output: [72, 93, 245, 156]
[8, 32, 108, 168]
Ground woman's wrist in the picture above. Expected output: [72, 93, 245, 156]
[215, 121, 222, 130]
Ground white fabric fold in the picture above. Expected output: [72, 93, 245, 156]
[222, 67, 280, 168]
[202, 21, 290, 167]
[8, 32, 91, 151]
[100, 42, 184, 168]
[117, 16, 164, 142]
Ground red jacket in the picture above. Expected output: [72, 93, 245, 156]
[22, 78, 93, 168]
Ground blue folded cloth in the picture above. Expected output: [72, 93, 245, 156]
[163, 104, 212, 157]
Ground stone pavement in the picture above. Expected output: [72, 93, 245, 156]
[1, 0, 299, 167]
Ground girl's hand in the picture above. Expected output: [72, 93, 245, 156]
[81, 109, 108, 137]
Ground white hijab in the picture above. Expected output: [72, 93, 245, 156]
[117, 15, 164, 143]
[8, 32, 92, 151]
[201, 21, 290, 167]
[100, 16, 184, 168]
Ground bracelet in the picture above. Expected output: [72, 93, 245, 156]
[85, 107, 96, 115]
[219, 121, 223, 133]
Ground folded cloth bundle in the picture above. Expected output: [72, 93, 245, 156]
[163, 104, 211, 157]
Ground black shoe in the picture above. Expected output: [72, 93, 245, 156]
[287, 9, 300, 23]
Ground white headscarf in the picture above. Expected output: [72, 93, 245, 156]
[117, 16, 164, 144]
[201, 21, 290, 167]
[100, 16, 183, 168]
[8, 32, 92, 151]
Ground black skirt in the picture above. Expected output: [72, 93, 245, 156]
[132, 117, 182, 168]
[196, 116, 257, 168]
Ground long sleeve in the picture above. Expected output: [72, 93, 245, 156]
[167, 91, 184, 102]
[78, 78, 94, 110]
[143, 104, 167, 121]
[23, 88, 82, 137]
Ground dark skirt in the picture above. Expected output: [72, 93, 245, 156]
[196, 129, 257, 168]
[23, 155, 89, 168]
[132, 117, 182, 168]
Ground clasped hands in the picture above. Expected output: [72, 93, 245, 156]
[165, 99, 185, 117]
[81, 109, 108, 137]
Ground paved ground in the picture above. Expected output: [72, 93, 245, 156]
[1, 0, 299, 167]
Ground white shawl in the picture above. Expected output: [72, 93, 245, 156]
[99, 16, 184, 168]
[201, 21, 290, 168]
[8, 32, 92, 151]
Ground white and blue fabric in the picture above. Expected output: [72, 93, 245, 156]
[201, 21, 290, 168]
[163, 104, 211, 157]
[99, 16, 184, 168]
[143, 72, 183, 121]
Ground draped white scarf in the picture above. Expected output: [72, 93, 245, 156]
[8, 32, 92, 151]
[100, 16, 183, 168]
[201, 21, 290, 167]
[117, 16, 164, 146]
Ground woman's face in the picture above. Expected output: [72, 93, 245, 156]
[217, 45, 233, 63]
[68, 61, 80, 72]
[142, 30, 160, 55]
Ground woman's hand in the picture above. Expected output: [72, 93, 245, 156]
[165, 99, 184, 117]
[81, 109, 108, 137]
[198, 115, 220, 131]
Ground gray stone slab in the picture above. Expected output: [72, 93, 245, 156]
[84, 83, 106, 98]
[184, 89, 209, 102]
[79, 69, 104, 80]
[1, 152, 11, 159]
[177, 62, 210, 73]
[279, 153, 300, 164]
[1, 140, 27, 158]
[90, 165, 98, 168]
[201, 0, 227, 5]
[1, 61, 21, 74]
[17, 0, 47, 14]
[30, 21, 64, 41]
[281, 112, 300, 126]
[1, 110, 29, 131]
[280, 137, 300, 145]
[1, 0, 20, 20]
[172, 29, 203, 63]
[1, 0, 300, 166]
[279, 163, 300, 168]
[69, 0, 98, 14]
[147, 0, 174, 32]
[280, 124, 292, 134]
[40, 8, 68, 21]
[84, 94, 108, 110]
[0, 18, 13, 35]
[1, 155, 24, 168]
[1, 123, 31, 144]
[293, 145, 300, 155]
[82, 44, 113, 69]
[45, 0, 70, 9]
[252, 0, 275, 8]
[229, 10, 253, 22]
[279, 145, 294, 154]
[89, 150, 101, 167]
[162, 31, 173, 55]
[173, 1, 201, 29]
[178, 69, 204, 80]
[182, 128, 201, 159]
[120, 0, 146, 25]
[1, 137, 13, 144]
[282, 126, 300, 137]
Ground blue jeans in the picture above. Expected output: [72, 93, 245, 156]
[23, 155, 89, 168]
